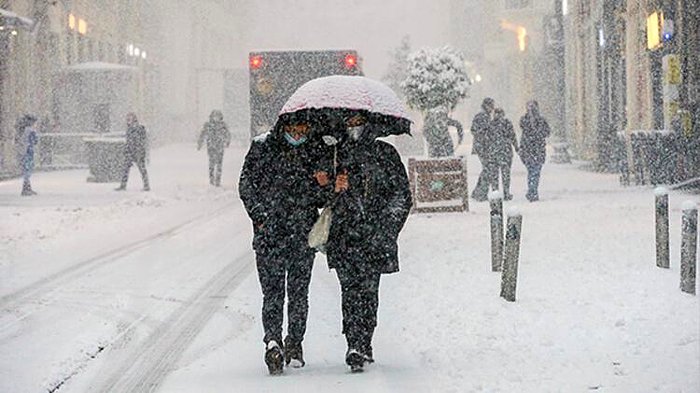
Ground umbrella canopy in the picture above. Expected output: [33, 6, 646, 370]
[279, 75, 411, 136]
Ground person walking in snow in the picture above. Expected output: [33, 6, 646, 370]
[316, 110, 412, 372]
[491, 108, 518, 200]
[15, 114, 39, 196]
[519, 100, 551, 202]
[470, 97, 498, 201]
[116, 113, 150, 191]
[197, 110, 231, 186]
[239, 111, 329, 375]
[423, 107, 464, 157]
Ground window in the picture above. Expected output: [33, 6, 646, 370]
[504, 0, 531, 9]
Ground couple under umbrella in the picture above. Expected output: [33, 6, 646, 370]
[239, 76, 413, 374]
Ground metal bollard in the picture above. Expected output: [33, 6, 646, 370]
[489, 191, 504, 272]
[655, 187, 670, 269]
[500, 208, 522, 302]
[680, 202, 698, 295]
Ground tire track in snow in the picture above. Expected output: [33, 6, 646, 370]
[95, 251, 254, 392]
[0, 202, 235, 314]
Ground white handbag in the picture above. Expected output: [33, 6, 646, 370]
[308, 206, 332, 251]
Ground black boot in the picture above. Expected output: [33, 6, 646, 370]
[21, 181, 36, 196]
[345, 348, 365, 373]
[284, 337, 305, 368]
[264, 340, 284, 375]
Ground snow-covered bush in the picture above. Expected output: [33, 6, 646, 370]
[401, 46, 470, 112]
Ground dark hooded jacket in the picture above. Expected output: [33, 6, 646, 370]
[470, 111, 492, 158]
[519, 112, 551, 166]
[198, 120, 231, 154]
[125, 123, 148, 160]
[492, 116, 518, 161]
[239, 126, 329, 254]
[325, 127, 412, 274]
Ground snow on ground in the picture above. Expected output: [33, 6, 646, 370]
[1, 141, 698, 393]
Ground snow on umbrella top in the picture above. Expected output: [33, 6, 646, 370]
[280, 75, 411, 121]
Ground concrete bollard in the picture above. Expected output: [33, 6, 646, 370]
[654, 187, 670, 269]
[489, 191, 504, 272]
[680, 201, 698, 295]
[500, 208, 522, 302]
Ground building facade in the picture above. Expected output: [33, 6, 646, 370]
[564, 0, 699, 176]
[0, 0, 248, 176]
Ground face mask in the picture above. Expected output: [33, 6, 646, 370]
[284, 132, 307, 146]
[347, 125, 365, 141]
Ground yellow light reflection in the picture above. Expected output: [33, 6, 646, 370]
[501, 20, 528, 52]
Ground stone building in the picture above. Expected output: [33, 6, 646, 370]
[0, 0, 248, 176]
[564, 0, 699, 176]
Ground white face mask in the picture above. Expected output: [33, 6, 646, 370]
[347, 125, 365, 141]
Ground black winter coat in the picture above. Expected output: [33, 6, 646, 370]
[492, 117, 518, 161]
[470, 111, 492, 158]
[125, 124, 148, 160]
[198, 120, 231, 154]
[519, 114, 551, 166]
[239, 131, 329, 254]
[326, 139, 412, 274]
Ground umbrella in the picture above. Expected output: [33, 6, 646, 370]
[279, 75, 411, 137]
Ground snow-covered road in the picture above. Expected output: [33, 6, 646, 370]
[1, 142, 698, 392]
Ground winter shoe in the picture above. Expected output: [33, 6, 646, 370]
[284, 338, 305, 368]
[264, 340, 284, 375]
[115, 185, 126, 191]
[346, 348, 365, 372]
[142, 185, 151, 192]
[363, 346, 374, 364]
[21, 181, 36, 196]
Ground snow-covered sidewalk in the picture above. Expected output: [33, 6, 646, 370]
[1, 142, 698, 392]
[159, 147, 699, 392]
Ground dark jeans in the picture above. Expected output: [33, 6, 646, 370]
[256, 246, 314, 345]
[336, 262, 381, 353]
[496, 157, 513, 197]
[472, 156, 498, 200]
[208, 150, 223, 186]
[120, 156, 149, 188]
[525, 163, 543, 200]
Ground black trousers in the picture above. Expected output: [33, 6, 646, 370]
[120, 156, 149, 188]
[472, 155, 498, 199]
[256, 246, 314, 345]
[208, 150, 223, 186]
[496, 156, 513, 196]
[336, 262, 381, 353]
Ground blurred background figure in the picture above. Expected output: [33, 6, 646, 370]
[15, 114, 39, 196]
[198, 110, 231, 187]
[519, 100, 551, 202]
[423, 107, 463, 158]
[492, 108, 518, 200]
[116, 113, 150, 192]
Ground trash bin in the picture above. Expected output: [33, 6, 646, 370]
[84, 136, 125, 182]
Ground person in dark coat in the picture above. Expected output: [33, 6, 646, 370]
[198, 110, 231, 186]
[239, 112, 329, 375]
[492, 108, 518, 200]
[317, 111, 412, 371]
[15, 114, 39, 196]
[116, 113, 150, 191]
[423, 107, 464, 157]
[519, 100, 551, 201]
[470, 97, 498, 201]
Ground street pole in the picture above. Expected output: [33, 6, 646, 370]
[500, 208, 522, 302]
[680, 201, 697, 295]
[655, 187, 670, 269]
[489, 191, 504, 272]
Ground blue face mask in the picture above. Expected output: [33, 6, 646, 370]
[284, 132, 307, 146]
